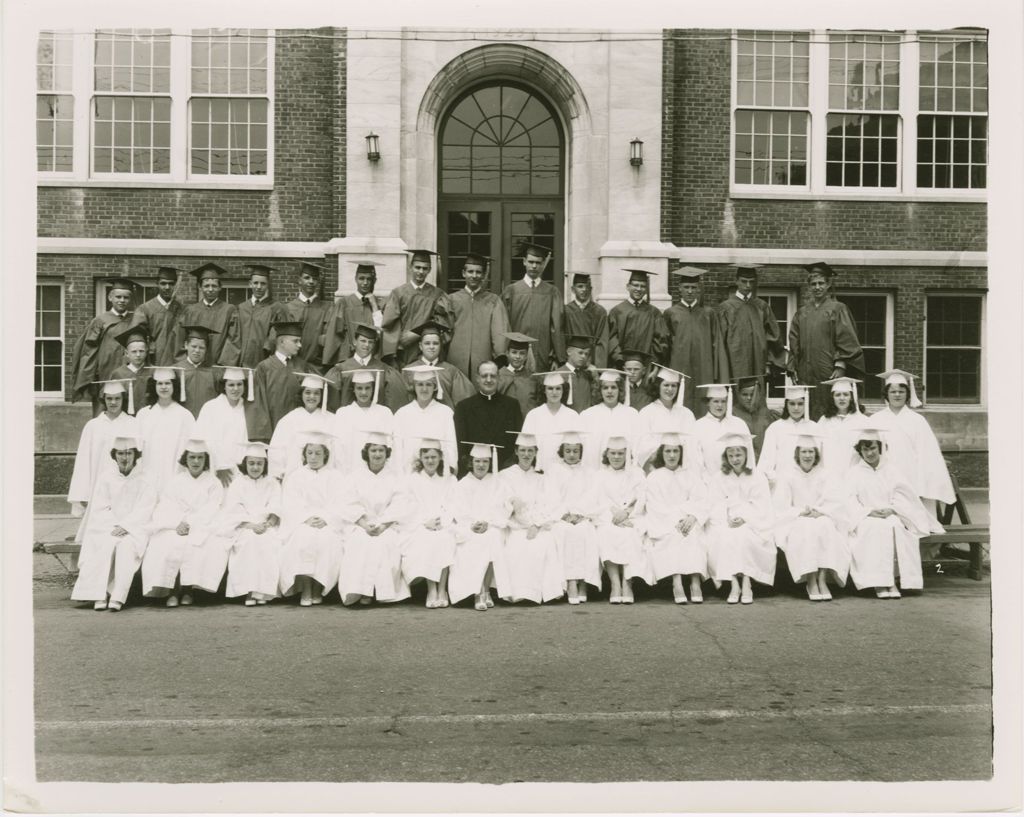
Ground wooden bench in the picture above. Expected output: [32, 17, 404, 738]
[922, 468, 989, 581]
[40, 541, 81, 575]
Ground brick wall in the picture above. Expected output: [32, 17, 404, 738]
[37, 28, 343, 242]
[660, 30, 988, 251]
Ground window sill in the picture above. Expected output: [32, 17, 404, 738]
[730, 189, 987, 204]
[38, 178, 274, 191]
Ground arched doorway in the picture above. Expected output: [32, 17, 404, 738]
[437, 82, 565, 293]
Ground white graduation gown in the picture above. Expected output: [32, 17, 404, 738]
[400, 470, 459, 584]
[818, 411, 870, 480]
[447, 472, 509, 604]
[579, 402, 641, 469]
[707, 469, 776, 586]
[392, 400, 458, 475]
[756, 417, 821, 484]
[638, 465, 709, 583]
[544, 459, 602, 588]
[67, 412, 138, 511]
[843, 457, 932, 591]
[268, 407, 337, 480]
[520, 403, 581, 474]
[771, 464, 850, 585]
[71, 466, 156, 604]
[333, 403, 395, 472]
[135, 402, 196, 488]
[590, 464, 647, 577]
[142, 470, 224, 595]
[635, 400, 696, 472]
[497, 464, 564, 603]
[196, 394, 250, 474]
[214, 474, 283, 599]
[693, 413, 754, 482]
[278, 465, 349, 595]
[337, 463, 410, 603]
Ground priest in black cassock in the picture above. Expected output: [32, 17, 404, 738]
[246, 319, 309, 442]
[453, 360, 523, 477]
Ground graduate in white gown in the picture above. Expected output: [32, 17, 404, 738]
[871, 369, 953, 534]
[816, 376, 870, 480]
[71, 435, 156, 611]
[278, 431, 347, 605]
[333, 369, 394, 471]
[637, 431, 710, 604]
[692, 383, 751, 481]
[196, 366, 254, 488]
[135, 366, 196, 488]
[544, 430, 602, 604]
[579, 370, 640, 470]
[497, 432, 564, 604]
[393, 365, 458, 474]
[269, 373, 338, 480]
[520, 371, 581, 474]
[771, 429, 850, 601]
[448, 442, 509, 610]
[401, 438, 459, 607]
[635, 364, 696, 472]
[843, 426, 933, 598]
[590, 435, 647, 604]
[142, 438, 224, 605]
[756, 385, 820, 485]
[336, 432, 411, 606]
[707, 431, 776, 604]
[215, 442, 282, 605]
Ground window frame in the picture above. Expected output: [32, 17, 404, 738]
[93, 278, 251, 313]
[834, 289, 895, 404]
[35, 280, 66, 399]
[38, 28, 274, 189]
[730, 28, 988, 202]
[923, 291, 986, 407]
[756, 287, 798, 411]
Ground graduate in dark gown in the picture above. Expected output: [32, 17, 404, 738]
[716, 265, 786, 388]
[237, 263, 289, 369]
[496, 332, 540, 417]
[285, 260, 333, 371]
[70, 277, 137, 416]
[787, 262, 865, 421]
[109, 325, 151, 415]
[324, 322, 410, 414]
[179, 263, 241, 367]
[176, 323, 220, 419]
[381, 250, 454, 367]
[553, 333, 600, 412]
[447, 253, 510, 378]
[664, 266, 729, 417]
[246, 319, 309, 442]
[622, 349, 655, 411]
[130, 265, 183, 366]
[608, 269, 669, 366]
[406, 319, 475, 410]
[453, 361, 523, 477]
[562, 271, 610, 369]
[500, 243, 565, 370]
[731, 375, 780, 461]
[321, 260, 387, 368]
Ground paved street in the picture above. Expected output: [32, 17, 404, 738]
[32, 548, 992, 784]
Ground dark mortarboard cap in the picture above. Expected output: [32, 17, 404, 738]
[670, 265, 707, 280]
[300, 260, 328, 278]
[346, 259, 379, 275]
[408, 249, 438, 265]
[569, 270, 597, 285]
[271, 319, 304, 337]
[521, 241, 551, 258]
[181, 322, 219, 343]
[565, 333, 595, 350]
[190, 262, 227, 282]
[103, 276, 138, 293]
[411, 319, 450, 339]
[804, 261, 835, 278]
[353, 322, 381, 340]
[245, 263, 276, 277]
[502, 331, 537, 349]
[623, 268, 657, 283]
[156, 265, 182, 280]
[114, 325, 149, 349]
[463, 252, 491, 267]
[734, 374, 767, 389]
[620, 349, 651, 364]
[735, 264, 762, 278]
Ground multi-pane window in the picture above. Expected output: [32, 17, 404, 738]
[734, 31, 809, 186]
[758, 289, 797, 400]
[35, 283, 64, 395]
[37, 31, 74, 172]
[190, 29, 269, 176]
[732, 29, 987, 196]
[446, 212, 492, 291]
[917, 34, 987, 189]
[836, 292, 893, 400]
[925, 294, 983, 403]
[510, 213, 557, 283]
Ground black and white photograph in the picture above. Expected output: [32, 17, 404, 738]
[3, 0, 1022, 812]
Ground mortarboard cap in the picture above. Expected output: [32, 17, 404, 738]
[190, 262, 227, 283]
[651, 363, 689, 406]
[467, 441, 501, 473]
[102, 277, 138, 295]
[294, 371, 332, 410]
[156, 265, 182, 281]
[240, 441, 270, 459]
[557, 429, 588, 447]
[300, 260, 328, 278]
[271, 319, 304, 337]
[408, 249, 438, 265]
[623, 268, 657, 282]
[568, 270, 597, 285]
[213, 365, 256, 402]
[699, 382, 734, 415]
[463, 252, 491, 267]
[364, 430, 393, 448]
[877, 369, 922, 408]
[670, 266, 707, 280]
[411, 319, 450, 339]
[520, 242, 551, 258]
[181, 437, 210, 455]
[114, 325, 149, 349]
[620, 349, 650, 365]
[778, 384, 810, 401]
[604, 435, 630, 450]
[735, 264, 762, 278]
[822, 375, 861, 410]
[656, 430, 695, 448]
[804, 261, 835, 279]
[346, 259, 380, 276]
[145, 365, 188, 401]
[296, 429, 336, 449]
[245, 263, 276, 277]
[353, 321, 382, 340]
[534, 371, 568, 389]
[111, 434, 142, 450]
[788, 428, 827, 450]
[93, 378, 128, 396]
[597, 369, 625, 383]
[565, 333, 595, 350]
[181, 322, 220, 344]
[503, 331, 537, 349]
[343, 367, 384, 404]
[403, 364, 445, 398]
[717, 430, 754, 448]
[507, 430, 539, 448]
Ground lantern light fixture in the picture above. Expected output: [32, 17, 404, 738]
[630, 137, 644, 167]
[366, 132, 380, 162]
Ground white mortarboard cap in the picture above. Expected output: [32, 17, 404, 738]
[297, 429, 335, 449]
[417, 437, 443, 450]
[145, 366, 186, 401]
[877, 369, 922, 408]
[534, 371, 568, 389]
[241, 441, 270, 459]
[294, 371, 333, 410]
[364, 431, 392, 448]
[788, 428, 827, 448]
[598, 369, 625, 383]
[507, 430, 539, 448]
[467, 441, 501, 473]
[853, 424, 887, 444]
[344, 367, 384, 404]
[181, 437, 210, 455]
[403, 363, 445, 400]
[111, 434, 142, 450]
[652, 363, 689, 406]
[94, 378, 128, 395]
[558, 429, 587, 447]
[604, 435, 630, 450]
[780, 384, 810, 402]
[823, 375, 862, 409]
[657, 430, 694, 448]
[699, 382, 734, 415]
[717, 430, 754, 448]
[214, 365, 255, 402]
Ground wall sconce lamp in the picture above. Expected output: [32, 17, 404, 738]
[366, 132, 380, 162]
[630, 137, 644, 167]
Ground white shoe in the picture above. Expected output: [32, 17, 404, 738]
[179, 593, 193, 606]
[609, 595, 622, 604]
[244, 598, 257, 607]
[165, 596, 179, 608]
[107, 601, 123, 612]
[567, 595, 580, 605]
[93, 601, 107, 611]
[299, 597, 313, 607]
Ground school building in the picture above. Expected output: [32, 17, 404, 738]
[34, 27, 988, 492]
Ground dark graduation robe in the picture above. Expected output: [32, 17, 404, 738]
[453, 391, 523, 477]
[177, 359, 219, 419]
[380, 283, 454, 366]
[553, 363, 599, 412]
[500, 279, 566, 369]
[179, 300, 241, 367]
[628, 385, 655, 412]
[237, 297, 290, 369]
[608, 300, 669, 365]
[717, 293, 786, 382]
[664, 300, 729, 416]
[108, 363, 150, 416]
[130, 296, 183, 366]
[733, 403, 780, 461]
[70, 309, 134, 412]
[788, 297, 866, 421]
[246, 353, 309, 443]
[447, 289, 510, 378]
[324, 355, 410, 414]
[497, 365, 538, 418]
[285, 295, 332, 369]
[563, 299, 610, 369]
[321, 292, 386, 368]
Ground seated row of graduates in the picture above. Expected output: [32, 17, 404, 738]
[72, 405, 934, 612]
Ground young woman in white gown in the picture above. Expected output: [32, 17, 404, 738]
[579, 370, 640, 470]
[590, 435, 647, 604]
[520, 371, 580, 474]
[756, 385, 819, 486]
[269, 373, 338, 480]
[816, 376, 869, 481]
[135, 367, 196, 489]
[635, 365, 696, 472]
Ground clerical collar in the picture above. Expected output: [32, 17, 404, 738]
[157, 294, 171, 307]
[275, 351, 289, 364]
[354, 354, 370, 366]
[299, 293, 317, 304]
[478, 392, 495, 400]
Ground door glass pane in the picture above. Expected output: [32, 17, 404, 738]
[510, 212, 556, 283]
[445, 210, 493, 292]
